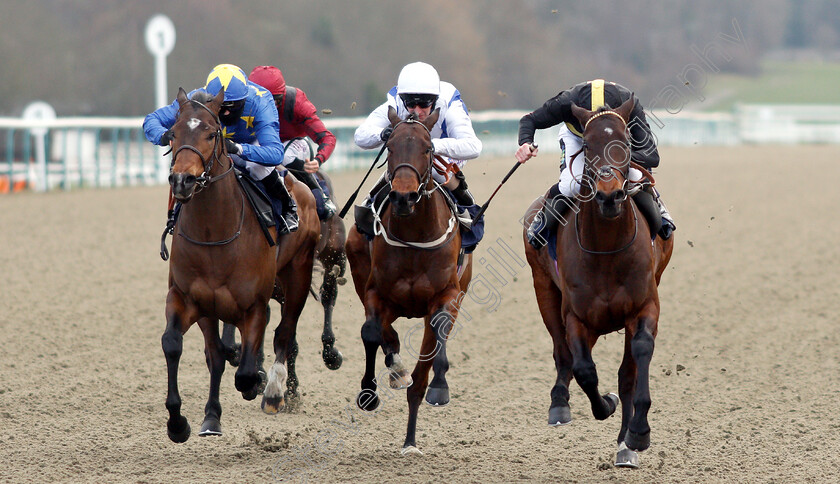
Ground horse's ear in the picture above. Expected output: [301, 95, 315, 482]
[615, 95, 636, 123]
[423, 108, 441, 131]
[211, 88, 225, 113]
[387, 105, 401, 127]
[571, 102, 594, 127]
[176, 87, 189, 107]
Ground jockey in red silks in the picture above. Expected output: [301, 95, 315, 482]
[249, 65, 338, 220]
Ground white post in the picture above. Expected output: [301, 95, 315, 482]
[22, 101, 56, 192]
[145, 15, 176, 183]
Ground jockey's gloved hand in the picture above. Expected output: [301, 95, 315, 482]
[224, 138, 242, 155]
[158, 129, 174, 146]
[380, 127, 394, 142]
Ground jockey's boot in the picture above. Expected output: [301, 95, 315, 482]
[312, 187, 337, 220]
[263, 171, 298, 234]
[451, 171, 476, 206]
[649, 185, 675, 240]
[527, 185, 575, 250]
[363, 173, 390, 210]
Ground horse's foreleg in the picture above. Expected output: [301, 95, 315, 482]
[162, 291, 194, 443]
[319, 249, 345, 370]
[566, 315, 619, 421]
[357, 294, 389, 412]
[235, 304, 268, 401]
[624, 315, 656, 452]
[402, 322, 437, 454]
[531, 263, 573, 425]
[197, 317, 225, 437]
[425, 303, 459, 407]
[345, 228, 371, 303]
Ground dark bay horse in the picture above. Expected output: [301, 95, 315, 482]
[523, 97, 674, 467]
[345, 107, 473, 455]
[162, 88, 320, 443]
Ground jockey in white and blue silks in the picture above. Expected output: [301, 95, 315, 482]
[354, 62, 482, 208]
[143, 63, 298, 233]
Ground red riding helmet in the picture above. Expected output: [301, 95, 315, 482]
[249, 65, 286, 95]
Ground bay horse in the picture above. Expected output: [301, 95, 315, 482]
[219, 169, 345, 373]
[345, 107, 473, 455]
[523, 97, 674, 467]
[162, 87, 320, 443]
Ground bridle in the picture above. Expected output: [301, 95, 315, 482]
[570, 108, 640, 255]
[374, 117, 457, 250]
[385, 118, 436, 200]
[169, 99, 243, 247]
[169, 99, 234, 192]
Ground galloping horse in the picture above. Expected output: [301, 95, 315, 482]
[346, 107, 473, 454]
[523, 97, 674, 467]
[162, 88, 320, 443]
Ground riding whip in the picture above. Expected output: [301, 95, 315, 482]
[473, 144, 537, 221]
[338, 142, 388, 219]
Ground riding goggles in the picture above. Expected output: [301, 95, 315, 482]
[400, 93, 438, 109]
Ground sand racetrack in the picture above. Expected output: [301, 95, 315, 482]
[1, 145, 839, 483]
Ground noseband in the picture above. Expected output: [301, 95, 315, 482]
[386, 118, 435, 198]
[170, 100, 233, 191]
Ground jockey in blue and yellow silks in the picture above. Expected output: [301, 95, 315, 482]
[143, 63, 298, 233]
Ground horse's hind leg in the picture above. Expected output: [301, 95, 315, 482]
[566, 315, 619, 421]
[382, 322, 412, 389]
[197, 317, 225, 437]
[220, 322, 241, 367]
[162, 290, 195, 443]
[263, 258, 312, 414]
[623, 315, 656, 453]
[614, 332, 640, 468]
[319, 248, 345, 370]
[236, 303, 269, 401]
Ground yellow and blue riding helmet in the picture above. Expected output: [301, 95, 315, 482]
[205, 64, 249, 102]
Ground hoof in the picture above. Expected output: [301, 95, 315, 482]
[336, 276, 347, 286]
[242, 384, 260, 401]
[322, 346, 343, 370]
[199, 416, 222, 437]
[424, 386, 450, 407]
[261, 394, 285, 414]
[548, 405, 572, 426]
[400, 445, 424, 456]
[625, 428, 650, 452]
[356, 389, 380, 412]
[167, 416, 191, 443]
[615, 441, 640, 468]
[389, 372, 413, 390]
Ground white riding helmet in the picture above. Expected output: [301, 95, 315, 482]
[397, 62, 440, 95]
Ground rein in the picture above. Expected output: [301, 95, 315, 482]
[177, 191, 247, 247]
